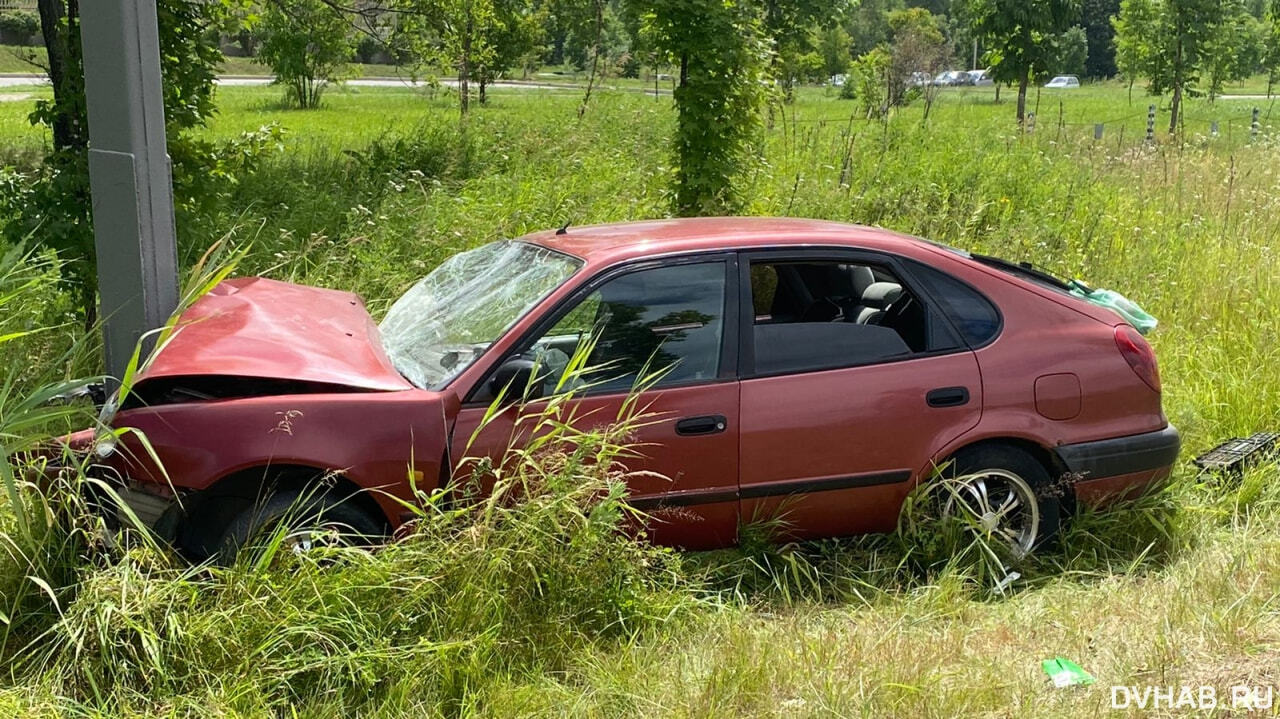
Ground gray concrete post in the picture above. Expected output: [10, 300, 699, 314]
[80, 0, 180, 384]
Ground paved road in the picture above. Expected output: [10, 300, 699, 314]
[0, 73, 600, 92]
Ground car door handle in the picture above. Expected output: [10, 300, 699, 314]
[675, 415, 728, 436]
[926, 387, 970, 408]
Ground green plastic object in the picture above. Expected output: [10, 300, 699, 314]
[1042, 657, 1096, 688]
[1068, 280, 1158, 335]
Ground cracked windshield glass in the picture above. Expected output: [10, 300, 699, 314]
[380, 241, 582, 389]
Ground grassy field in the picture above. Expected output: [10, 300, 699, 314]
[1, 78, 1279, 716]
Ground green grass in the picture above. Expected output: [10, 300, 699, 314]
[2, 78, 1280, 716]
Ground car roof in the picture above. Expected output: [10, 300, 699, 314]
[522, 217, 939, 268]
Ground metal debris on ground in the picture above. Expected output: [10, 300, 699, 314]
[1193, 433, 1279, 476]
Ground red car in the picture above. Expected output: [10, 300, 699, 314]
[77, 218, 1179, 560]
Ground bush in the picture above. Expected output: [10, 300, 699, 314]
[0, 10, 39, 45]
[255, 0, 355, 109]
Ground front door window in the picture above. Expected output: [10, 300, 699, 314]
[520, 261, 729, 397]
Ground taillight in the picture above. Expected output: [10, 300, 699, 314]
[1114, 325, 1160, 392]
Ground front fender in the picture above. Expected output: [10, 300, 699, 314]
[107, 389, 454, 518]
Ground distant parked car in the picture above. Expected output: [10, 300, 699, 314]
[65, 218, 1179, 563]
[968, 70, 993, 86]
[1045, 75, 1081, 89]
[933, 70, 973, 87]
[829, 74, 847, 87]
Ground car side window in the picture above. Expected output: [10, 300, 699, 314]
[747, 259, 956, 375]
[905, 260, 1001, 347]
[524, 261, 728, 395]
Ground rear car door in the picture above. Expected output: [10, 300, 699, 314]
[452, 254, 741, 549]
[736, 248, 983, 540]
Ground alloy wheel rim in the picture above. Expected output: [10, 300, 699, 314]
[942, 468, 1040, 559]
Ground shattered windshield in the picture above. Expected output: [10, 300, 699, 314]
[379, 241, 582, 389]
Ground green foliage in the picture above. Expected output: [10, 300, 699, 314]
[1203, 2, 1266, 99]
[848, 46, 891, 117]
[816, 25, 852, 79]
[846, 0, 904, 56]
[394, 0, 500, 114]
[762, 0, 853, 99]
[1081, 0, 1120, 77]
[0, 0, 230, 323]
[1267, 0, 1280, 93]
[478, 0, 547, 84]
[886, 8, 948, 109]
[1051, 24, 1089, 76]
[0, 10, 39, 41]
[255, 0, 356, 108]
[1114, 0, 1235, 128]
[966, 0, 1080, 120]
[636, 0, 768, 215]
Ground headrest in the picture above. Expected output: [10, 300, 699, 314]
[861, 282, 903, 309]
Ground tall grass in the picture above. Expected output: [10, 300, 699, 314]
[0, 84, 1277, 716]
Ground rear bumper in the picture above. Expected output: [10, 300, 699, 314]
[1056, 425, 1181, 507]
[1056, 425, 1181, 479]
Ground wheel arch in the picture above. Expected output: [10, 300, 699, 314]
[929, 435, 1068, 484]
[163, 462, 392, 560]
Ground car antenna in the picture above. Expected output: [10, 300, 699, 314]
[555, 221, 570, 235]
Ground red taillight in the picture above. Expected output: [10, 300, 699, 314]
[1114, 325, 1160, 392]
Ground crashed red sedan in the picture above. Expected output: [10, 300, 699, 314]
[78, 217, 1179, 561]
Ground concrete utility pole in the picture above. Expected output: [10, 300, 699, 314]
[80, 0, 180, 384]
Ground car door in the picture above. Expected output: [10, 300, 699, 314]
[451, 254, 741, 549]
[736, 249, 983, 541]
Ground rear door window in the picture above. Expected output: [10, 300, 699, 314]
[905, 260, 1002, 347]
[746, 258, 961, 376]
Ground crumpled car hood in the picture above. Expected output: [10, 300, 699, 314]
[136, 277, 412, 392]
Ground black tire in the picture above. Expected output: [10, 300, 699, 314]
[215, 490, 385, 565]
[945, 444, 1061, 556]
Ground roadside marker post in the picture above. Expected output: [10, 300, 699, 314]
[1252, 107, 1261, 142]
[1146, 105, 1155, 143]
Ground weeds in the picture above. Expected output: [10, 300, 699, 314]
[0, 83, 1277, 715]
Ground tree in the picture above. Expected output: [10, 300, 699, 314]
[1262, 0, 1280, 94]
[475, 0, 545, 101]
[846, 0, 905, 56]
[634, 0, 768, 215]
[848, 46, 892, 117]
[1051, 25, 1089, 77]
[966, 0, 1080, 124]
[816, 24, 853, 79]
[762, 0, 852, 101]
[256, 0, 355, 108]
[886, 8, 949, 112]
[1080, 0, 1119, 77]
[396, 0, 499, 116]
[2, 0, 225, 325]
[1203, 2, 1263, 100]
[1114, 0, 1231, 132]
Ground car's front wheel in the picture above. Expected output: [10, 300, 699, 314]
[941, 445, 1061, 559]
[215, 490, 385, 565]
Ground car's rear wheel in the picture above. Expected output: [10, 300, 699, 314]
[941, 445, 1061, 559]
[215, 490, 385, 565]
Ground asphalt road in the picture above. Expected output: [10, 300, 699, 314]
[0, 73, 611, 92]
